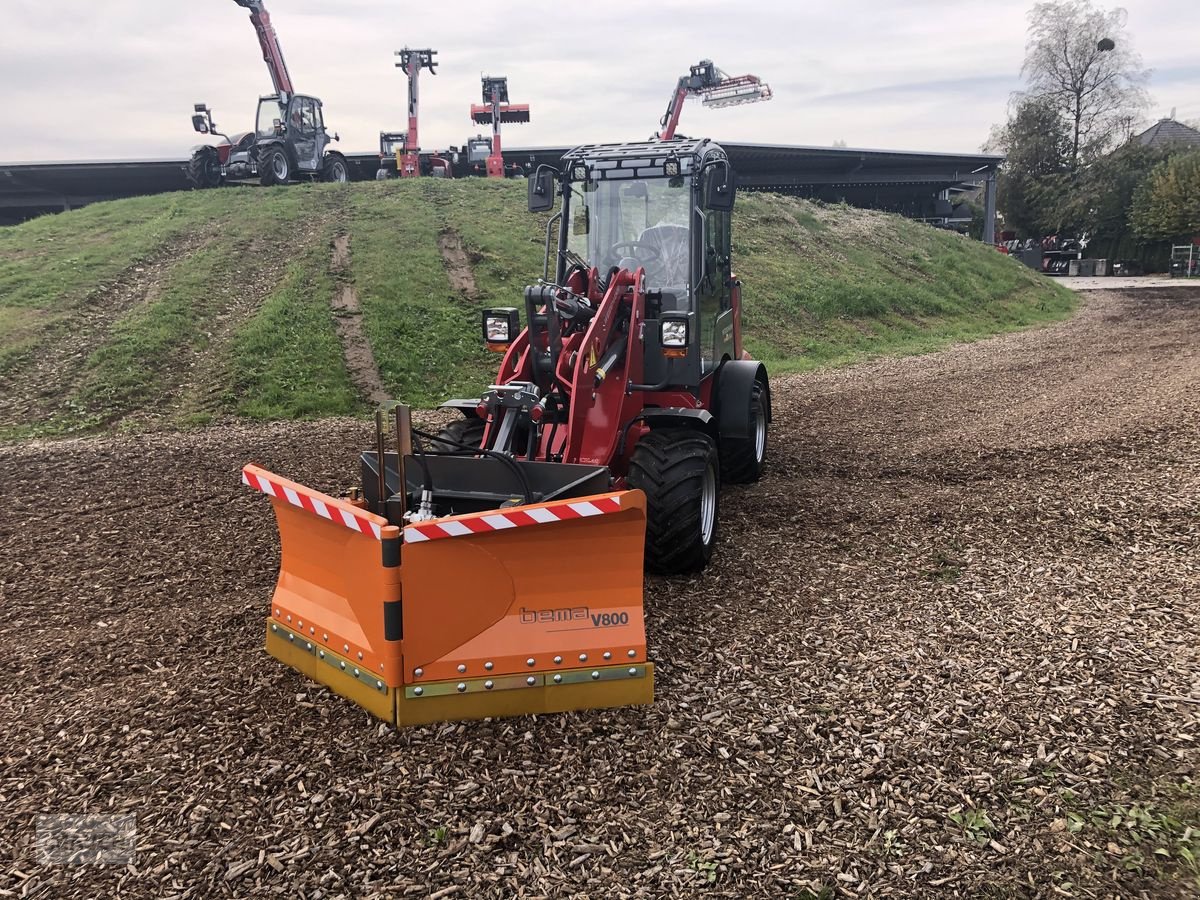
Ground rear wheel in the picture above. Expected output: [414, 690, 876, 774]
[627, 429, 720, 575]
[260, 147, 290, 186]
[322, 154, 349, 183]
[719, 378, 768, 484]
[185, 146, 222, 189]
[431, 417, 486, 453]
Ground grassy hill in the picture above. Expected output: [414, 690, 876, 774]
[0, 180, 1072, 438]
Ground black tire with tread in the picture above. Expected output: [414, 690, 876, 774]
[322, 154, 349, 183]
[720, 379, 768, 484]
[627, 428, 720, 575]
[260, 147, 290, 186]
[186, 146, 222, 189]
[431, 417, 486, 453]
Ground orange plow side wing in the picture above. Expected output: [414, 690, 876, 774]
[245, 465, 653, 725]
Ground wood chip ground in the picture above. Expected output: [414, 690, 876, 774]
[1, 289, 1197, 898]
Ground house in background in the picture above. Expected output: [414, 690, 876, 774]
[1135, 115, 1200, 150]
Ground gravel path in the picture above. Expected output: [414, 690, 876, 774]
[1, 289, 1197, 898]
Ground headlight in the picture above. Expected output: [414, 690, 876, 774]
[482, 308, 520, 348]
[486, 317, 510, 342]
[661, 318, 688, 348]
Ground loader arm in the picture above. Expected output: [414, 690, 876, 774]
[493, 265, 648, 468]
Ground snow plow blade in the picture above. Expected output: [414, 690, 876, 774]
[243, 465, 653, 726]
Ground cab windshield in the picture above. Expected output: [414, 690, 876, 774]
[565, 177, 691, 293]
[256, 99, 285, 139]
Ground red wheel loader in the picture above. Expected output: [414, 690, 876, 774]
[244, 137, 770, 726]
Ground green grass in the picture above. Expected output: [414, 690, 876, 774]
[230, 244, 359, 419]
[0, 179, 1074, 438]
[735, 194, 1074, 371]
[346, 181, 497, 407]
[1059, 779, 1200, 890]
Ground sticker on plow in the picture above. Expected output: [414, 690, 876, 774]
[242, 465, 386, 540]
[403, 495, 625, 543]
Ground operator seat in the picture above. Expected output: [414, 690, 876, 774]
[637, 224, 690, 310]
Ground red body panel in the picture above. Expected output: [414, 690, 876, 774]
[491, 267, 735, 476]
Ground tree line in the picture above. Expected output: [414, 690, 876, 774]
[987, 0, 1198, 256]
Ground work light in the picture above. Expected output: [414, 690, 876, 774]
[482, 308, 521, 348]
[661, 318, 688, 348]
[664, 158, 681, 177]
[572, 164, 588, 181]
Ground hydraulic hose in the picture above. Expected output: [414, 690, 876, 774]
[410, 426, 535, 506]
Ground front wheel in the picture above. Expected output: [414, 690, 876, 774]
[627, 429, 720, 575]
[259, 147, 291, 186]
[430, 417, 486, 453]
[185, 146, 222, 189]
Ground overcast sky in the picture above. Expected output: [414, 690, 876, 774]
[2, 0, 1198, 163]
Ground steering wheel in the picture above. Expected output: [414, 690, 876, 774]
[607, 240, 662, 264]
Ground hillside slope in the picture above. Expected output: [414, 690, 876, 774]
[0, 180, 1072, 437]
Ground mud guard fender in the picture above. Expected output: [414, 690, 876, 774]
[440, 398, 483, 418]
[715, 360, 771, 442]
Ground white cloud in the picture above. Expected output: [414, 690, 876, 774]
[1, 0, 1197, 162]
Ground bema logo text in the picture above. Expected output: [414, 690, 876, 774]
[519, 607, 630, 627]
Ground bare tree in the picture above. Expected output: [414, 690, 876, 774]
[1021, 0, 1150, 169]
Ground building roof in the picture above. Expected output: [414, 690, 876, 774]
[1135, 118, 1200, 149]
[1, 142, 1003, 225]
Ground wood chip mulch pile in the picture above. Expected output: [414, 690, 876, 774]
[1, 289, 1197, 898]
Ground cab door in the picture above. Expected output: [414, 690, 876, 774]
[290, 97, 321, 172]
[696, 206, 734, 372]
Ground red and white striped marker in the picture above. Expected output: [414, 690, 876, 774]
[242, 465, 386, 541]
[403, 495, 624, 544]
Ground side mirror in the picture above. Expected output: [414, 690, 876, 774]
[703, 162, 735, 212]
[528, 168, 556, 213]
[192, 115, 209, 134]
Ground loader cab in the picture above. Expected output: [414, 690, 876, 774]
[539, 138, 737, 382]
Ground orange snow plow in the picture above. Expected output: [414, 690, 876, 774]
[243, 417, 653, 726]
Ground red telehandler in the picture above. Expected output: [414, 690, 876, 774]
[379, 69, 526, 180]
[378, 48, 453, 178]
[657, 60, 773, 140]
[186, 0, 347, 188]
[243, 138, 769, 726]
[469, 75, 531, 178]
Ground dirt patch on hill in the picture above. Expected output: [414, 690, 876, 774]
[438, 228, 479, 299]
[330, 233, 389, 406]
